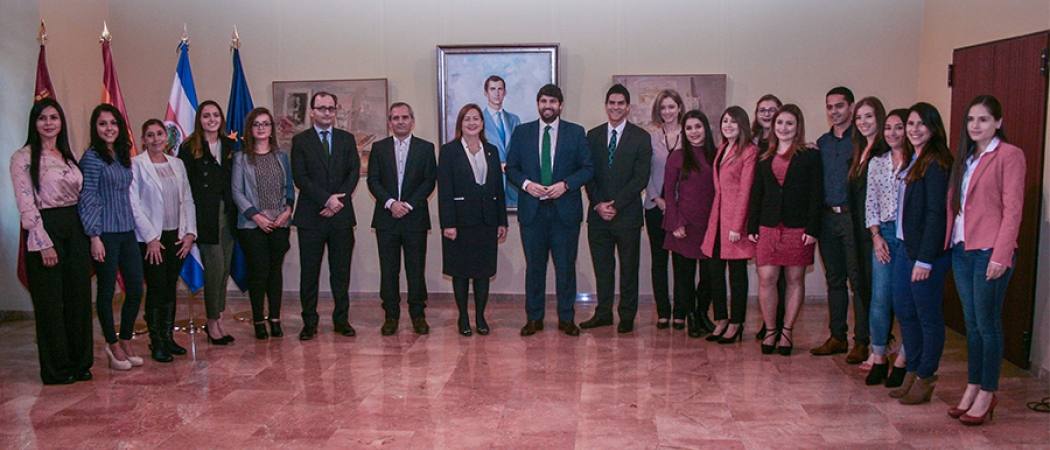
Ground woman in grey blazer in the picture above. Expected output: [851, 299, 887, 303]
[232, 108, 294, 340]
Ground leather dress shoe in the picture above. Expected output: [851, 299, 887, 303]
[558, 321, 580, 336]
[845, 343, 870, 364]
[617, 319, 634, 333]
[380, 318, 399, 336]
[74, 370, 92, 382]
[334, 322, 356, 337]
[810, 336, 848, 355]
[520, 320, 544, 336]
[579, 316, 613, 329]
[299, 325, 317, 341]
[412, 317, 430, 335]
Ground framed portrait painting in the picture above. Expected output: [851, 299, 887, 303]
[437, 44, 559, 209]
[272, 78, 389, 175]
[612, 74, 727, 145]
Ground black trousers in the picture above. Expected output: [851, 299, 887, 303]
[140, 230, 183, 329]
[298, 226, 354, 327]
[588, 225, 641, 321]
[377, 226, 428, 320]
[644, 207, 671, 319]
[701, 239, 750, 324]
[819, 210, 870, 344]
[671, 252, 709, 319]
[239, 227, 290, 323]
[94, 230, 144, 344]
[26, 206, 93, 384]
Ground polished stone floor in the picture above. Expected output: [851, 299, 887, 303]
[0, 295, 1047, 449]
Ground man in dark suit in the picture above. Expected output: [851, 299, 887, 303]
[505, 84, 594, 336]
[579, 84, 652, 334]
[368, 102, 437, 335]
[291, 91, 360, 340]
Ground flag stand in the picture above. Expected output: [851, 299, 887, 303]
[174, 281, 202, 334]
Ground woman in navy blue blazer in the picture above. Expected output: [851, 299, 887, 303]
[889, 102, 953, 405]
[438, 104, 509, 336]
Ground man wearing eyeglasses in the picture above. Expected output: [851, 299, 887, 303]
[291, 91, 361, 340]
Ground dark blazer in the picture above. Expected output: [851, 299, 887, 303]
[437, 140, 508, 229]
[901, 162, 949, 263]
[585, 122, 652, 229]
[747, 148, 824, 237]
[367, 136, 437, 231]
[178, 135, 236, 244]
[290, 127, 360, 229]
[504, 119, 594, 227]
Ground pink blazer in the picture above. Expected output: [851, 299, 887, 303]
[944, 142, 1025, 267]
[702, 143, 758, 260]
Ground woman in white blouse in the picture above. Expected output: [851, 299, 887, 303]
[130, 119, 196, 363]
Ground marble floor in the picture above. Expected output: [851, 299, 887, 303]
[0, 295, 1047, 449]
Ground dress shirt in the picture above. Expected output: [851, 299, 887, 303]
[314, 124, 333, 155]
[952, 137, 999, 245]
[209, 140, 222, 163]
[607, 121, 625, 151]
[817, 125, 854, 206]
[865, 151, 902, 228]
[153, 161, 181, 231]
[462, 138, 488, 185]
[384, 134, 414, 210]
[79, 148, 136, 237]
[9, 146, 83, 251]
[522, 118, 560, 190]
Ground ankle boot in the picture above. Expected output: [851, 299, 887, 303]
[885, 365, 907, 388]
[866, 362, 889, 386]
[148, 309, 173, 363]
[889, 372, 917, 398]
[163, 303, 187, 355]
[686, 312, 703, 338]
[900, 375, 938, 405]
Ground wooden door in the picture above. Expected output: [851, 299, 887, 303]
[946, 31, 1048, 369]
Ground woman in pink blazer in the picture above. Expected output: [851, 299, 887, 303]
[701, 106, 757, 343]
[944, 95, 1025, 426]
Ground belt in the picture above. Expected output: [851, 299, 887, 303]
[825, 205, 849, 213]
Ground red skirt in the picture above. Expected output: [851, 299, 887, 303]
[755, 224, 815, 266]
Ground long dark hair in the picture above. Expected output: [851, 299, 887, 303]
[949, 95, 1006, 215]
[679, 109, 715, 177]
[24, 99, 76, 192]
[761, 104, 807, 161]
[751, 94, 782, 140]
[718, 106, 753, 167]
[848, 97, 886, 181]
[243, 108, 278, 165]
[184, 100, 227, 159]
[89, 103, 132, 167]
[902, 102, 953, 185]
[452, 103, 488, 144]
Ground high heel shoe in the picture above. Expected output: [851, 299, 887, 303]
[706, 323, 728, 342]
[207, 333, 229, 345]
[656, 318, 670, 330]
[718, 325, 744, 344]
[104, 345, 133, 371]
[777, 326, 794, 356]
[269, 320, 284, 338]
[254, 322, 269, 340]
[120, 341, 144, 367]
[866, 362, 889, 386]
[900, 374, 938, 405]
[458, 317, 473, 336]
[672, 318, 686, 330]
[476, 317, 490, 335]
[761, 328, 779, 355]
[959, 394, 997, 425]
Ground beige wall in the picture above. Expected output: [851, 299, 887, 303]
[916, 0, 1050, 375]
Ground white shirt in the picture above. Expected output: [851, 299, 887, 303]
[952, 137, 999, 245]
[384, 134, 414, 210]
[462, 139, 488, 185]
[522, 118, 560, 192]
[208, 140, 221, 164]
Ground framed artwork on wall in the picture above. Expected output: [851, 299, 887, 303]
[437, 44, 559, 209]
[612, 74, 727, 144]
[272, 78, 389, 176]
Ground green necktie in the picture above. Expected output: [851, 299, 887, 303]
[541, 124, 552, 185]
[320, 130, 330, 157]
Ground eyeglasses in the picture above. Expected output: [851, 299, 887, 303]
[251, 122, 272, 128]
[313, 106, 337, 113]
[757, 108, 778, 116]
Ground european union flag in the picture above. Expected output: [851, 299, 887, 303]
[227, 47, 254, 291]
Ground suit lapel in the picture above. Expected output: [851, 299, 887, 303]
[143, 156, 164, 192]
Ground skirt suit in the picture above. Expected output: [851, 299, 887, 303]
[438, 140, 508, 278]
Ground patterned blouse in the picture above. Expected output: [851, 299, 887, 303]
[9, 146, 82, 251]
[865, 151, 902, 228]
[254, 151, 285, 221]
[79, 148, 135, 237]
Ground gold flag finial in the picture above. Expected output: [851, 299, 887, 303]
[37, 20, 48, 45]
[178, 24, 190, 52]
[100, 21, 111, 43]
[231, 26, 241, 51]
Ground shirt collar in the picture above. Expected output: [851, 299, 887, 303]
[395, 134, 413, 148]
[314, 124, 333, 135]
[608, 121, 626, 137]
[541, 118, 560, 132]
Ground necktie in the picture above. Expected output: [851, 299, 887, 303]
[320, 130, 330, 156]
[495, 111, 506, 144]
[541, 125, 552, 186]
[608, 129, 618, 167]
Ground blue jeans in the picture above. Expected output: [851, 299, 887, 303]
[870, 222, 897, 355]
[94, 231, 145, 344]
[892, 241, 950, 378]
[953, 244, 1014, 391]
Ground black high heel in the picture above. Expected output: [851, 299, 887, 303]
[458, 317, 473, 336]
[761, 328, 779, 355]
[706, 324, 727, 342]
[718, 325, 744, 344]
[778, 326, 794, 356]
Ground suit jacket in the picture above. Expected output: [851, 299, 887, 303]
[130, 152, 196, 243]
[178, 135, 235, 244]
[483, 108, 521, 160]
[437, 140, 508, 229]
[231, 150, 295, 230]
[901, 161, 949, 263]
[504, 119, 594, 227]
[945, 142, 1025, 267]
[291, 127, 360, 229]
[702, 142, 758, 260]
[747, 148, 824, 237]
[367, 135, 437, 231]
[585, 122, 652, 229]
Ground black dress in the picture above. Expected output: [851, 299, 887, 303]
[437, 140, 508, 278]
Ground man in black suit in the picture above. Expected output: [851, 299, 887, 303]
[505, 84, 594, 337]
[579, 84, 652, 334]
[291, 92, 360, 340]
[367, 102, 437, 335]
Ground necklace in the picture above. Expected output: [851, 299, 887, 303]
[664, 131, 680, 151]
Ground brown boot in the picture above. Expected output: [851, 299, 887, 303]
[810, 336, 848, 355]
[888, 372, 917, 398]
[899, 375, 938, 405]
[845, 343, 870, 364]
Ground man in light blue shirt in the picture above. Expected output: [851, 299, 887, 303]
[482, 75, 521, 207]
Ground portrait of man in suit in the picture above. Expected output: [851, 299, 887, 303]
[367, 102, 438, 336]
[481, 75, 522, 208]
[290, 91, 360, 341]
[504, 84, 594, 337]
[579, 84, 652, 334]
